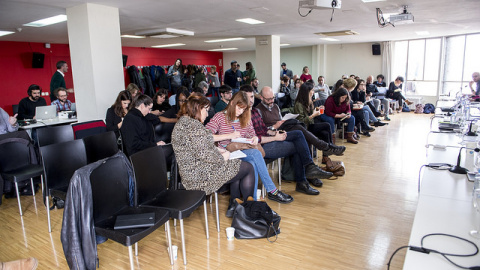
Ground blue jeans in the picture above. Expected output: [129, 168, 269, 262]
[320, 114, 355, 133]
[241, 149, 276, 193]
[262, 130, 312, 182]
[362, 106, 377, 123]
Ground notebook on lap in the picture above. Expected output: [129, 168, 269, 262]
[35, 105, 57, 120]
[114, 212, 155, 230]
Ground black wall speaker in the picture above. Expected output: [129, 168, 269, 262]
[122, 55, 128, 67]
[372, 44, 381, 55]
[32, 52, 45, 68]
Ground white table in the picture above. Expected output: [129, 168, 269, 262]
[19, 118, 77, 129]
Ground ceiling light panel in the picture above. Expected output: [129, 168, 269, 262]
[321, 38, 339, 41]
[152, 43, 186, 48]
[23, 15, 67, 27]
[136, 28, 194, 37]
[121, 35, 146, 38]
[205, 37, 245, 43]
[236, 18, 265, 25]
[208, 48, 238, 51]
[361, 0, 385, 2]
[0, 31, 15, 37]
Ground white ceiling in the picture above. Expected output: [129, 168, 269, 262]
[1, 0, 479, 51]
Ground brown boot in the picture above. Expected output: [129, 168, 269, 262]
[331, 133, 336, 144]
[1, 258, 38, 270]
[346, 132, 358, 144]
[405, 99, 413, 105]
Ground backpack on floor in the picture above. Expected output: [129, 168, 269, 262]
[423, 103, 435, 114]
[414, 104, 425, 114]
[402, 103, 411, 112]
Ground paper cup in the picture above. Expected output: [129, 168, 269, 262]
[226, 227, 235, 240]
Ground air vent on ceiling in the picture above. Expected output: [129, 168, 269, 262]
[134, 28, 194, 38]
[315, 30, 359, 36]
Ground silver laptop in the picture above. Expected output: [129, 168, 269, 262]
[70, 103, 76, 111]
[35, 105, 57, 120]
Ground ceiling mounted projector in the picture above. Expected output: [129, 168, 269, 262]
[389, 6, 414, 25]
[299, 0, 341, 10]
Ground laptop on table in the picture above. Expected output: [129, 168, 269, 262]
[35, 105, 57, 120]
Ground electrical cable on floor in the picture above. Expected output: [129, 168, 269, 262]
[387, 233, 480, 270]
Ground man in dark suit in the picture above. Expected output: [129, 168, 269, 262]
[50, 60, 73, 101]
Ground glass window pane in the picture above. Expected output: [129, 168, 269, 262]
[463, 33, 480, 82]
[443, 36, 465, 82]
[442, 81, 464, 95]
[393, 41, 407, 81]
[424, 38, 441, 81]
[407, 40, 425, 80]
[413, 81, 437, 96]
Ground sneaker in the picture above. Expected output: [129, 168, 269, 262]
[384, 116, 391, 121]
[374, 121, 387, 127]
[267, 191, 294, 204]
[323, 143, 346, 156]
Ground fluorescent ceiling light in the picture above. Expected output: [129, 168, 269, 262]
[321, 38, 339, 41]
[205, 37, 245, 43]
[208, 48, 238, 51]
[152, 43, 186, 48]
[151, 34, 179, 38]
[280, 44, 290, 46]
[23, 15, 67, 27]
[415, 31, 429, 35]
[236, 18, 265, 25]
[361, 0, 385, 2]
[121, 35, 146, 39]
[0, 31, 14, 37]
[136, 28, 194, 37]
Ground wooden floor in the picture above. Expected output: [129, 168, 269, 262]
[0, 112, 430, 270]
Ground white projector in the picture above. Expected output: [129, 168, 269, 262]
[389, 13, 414, 24]
[299, 0, 342, 10]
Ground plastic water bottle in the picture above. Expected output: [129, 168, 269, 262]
[451, 112, 456, 124]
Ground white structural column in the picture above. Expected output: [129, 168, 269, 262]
[255, 35, 280, 93]
[312, 44, 327, 80]
[66, 3, 124, 121]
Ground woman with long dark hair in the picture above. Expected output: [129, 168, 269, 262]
[167, 58, 183, 93]
[105, 90, 132, 138]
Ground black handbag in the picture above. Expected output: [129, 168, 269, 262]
[231, 201, 281, 242]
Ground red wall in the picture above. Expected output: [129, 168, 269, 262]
[0, 41, 223, 115]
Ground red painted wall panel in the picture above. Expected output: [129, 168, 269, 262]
[0, 41, 223, 115]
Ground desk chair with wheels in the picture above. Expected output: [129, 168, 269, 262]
[0, 139, 43, 216]
[90, 155, 173, 269]
[40, 139, 87, 232]
[36, 125, 74, 147]
[129, 145, 208, 265]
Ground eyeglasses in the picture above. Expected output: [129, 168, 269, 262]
[178, 99, 187, 103]
[262, 96, 274, 101]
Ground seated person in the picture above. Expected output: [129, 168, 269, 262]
[290, 78, 302, 107]
[151, 88, 171, 116]
[0, 107, 18, 135]
[366, 75, 390, 121]
[320, 87, 358, 144]
[105, 90, 132, 138]
[256, 86, 344, 153]
[313, 76, 331, 103]
[277, 76, 292, 109]
[374, 74, 387, 87]
[51, 87, 73, 112]
[206, 92, 293, 204]
[343, 78, 375, 137]
[120, 94, 168, 157]
[193, 86, 215, 124]
[352, 79, 386, 127]
[159, 87, 190, 124]
[214, 85, 233, 113]
[387, 76, 413, 111]
[197, 81, 209, 96]
[126, 83, 140, 99]
[17, 84, 47, 120]
[243, 86, 336, 191]
[172, 93, 256, 217]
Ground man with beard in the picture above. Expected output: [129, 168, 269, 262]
[18, 84, 47, 120]
[51, 87, 73, 112]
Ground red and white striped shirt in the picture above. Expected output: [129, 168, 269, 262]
[205, 111, 256, 148]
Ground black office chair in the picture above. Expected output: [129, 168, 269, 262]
[36, 125, 74, 147]
[12, 104, 19, 115]
[82, 131, 119, 163]
[90, 155, 173, 269]
[154, 122, 175, 144]
[72, 120, 107, 139]
[129, 145, 208, 265]
[0, 140, 44, 216]
[40, 139, 87, 232]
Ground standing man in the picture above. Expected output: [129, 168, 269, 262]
[223, 60, 242, 94]
[280, 62, 293, 81]
[50, 60, 73, 101]
[470, 72, 480, 95]
[51, 87, 73, 112]
[214, 85, 233, 112]
[18, 84, 47, 120]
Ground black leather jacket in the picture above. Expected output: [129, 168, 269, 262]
[60, 152, 133, 270]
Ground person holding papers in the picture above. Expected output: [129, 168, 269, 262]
[206, 92, 293, 205]
[172, 93, 255, 218]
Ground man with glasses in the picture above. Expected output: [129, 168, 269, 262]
[51, 87, 73, 112]
[215, 85, 233, 112]
[470, 72, 480, 96]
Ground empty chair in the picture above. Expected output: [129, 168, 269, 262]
[36, 124, 74, 147]
[130, 145, 208, 265]
[90, 154, 172, 269]
[40, 139, 87, 232]
[72, 120, 107, 139]
[0, 138, 43, 216]
[83, 131, 119, 163]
